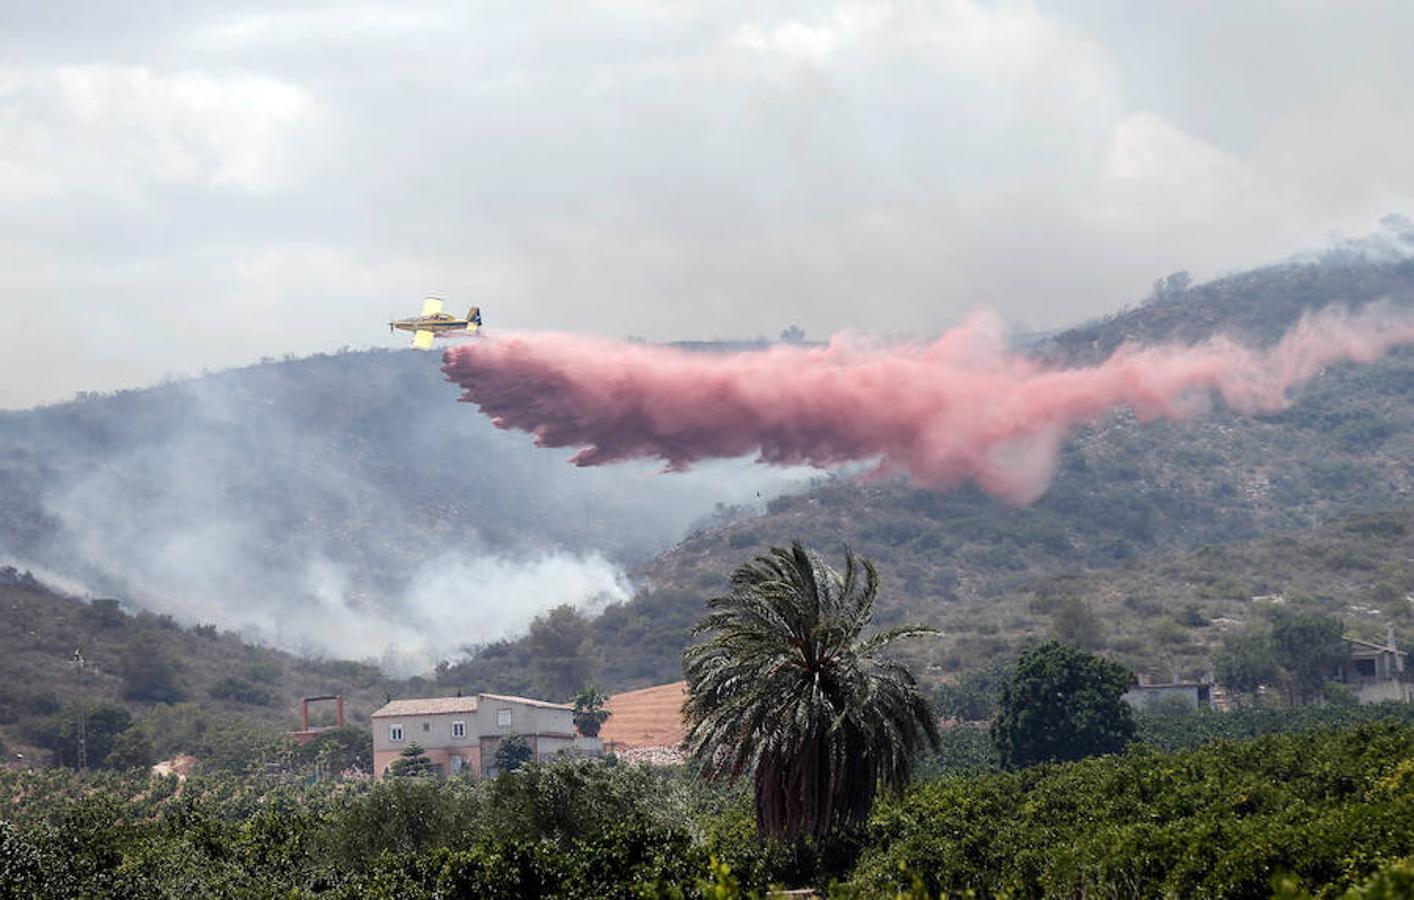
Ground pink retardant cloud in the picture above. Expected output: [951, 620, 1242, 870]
[442, 303, 1414, 505]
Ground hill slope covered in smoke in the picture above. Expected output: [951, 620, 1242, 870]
[0, 349, 795, 667]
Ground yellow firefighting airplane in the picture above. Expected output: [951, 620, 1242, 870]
[389, 297, 482, 349]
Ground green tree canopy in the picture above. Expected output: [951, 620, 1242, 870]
[293, 726, 373, 776]
[682, 541, 940, 840]
[207, 675, 275, 706]
[528, 605, 594, 701]
[1051, 596, 1105, 649]
[388, 742, 440, 778]
[1270, 610, 1347, 704]
[105, 727, 154, 771]
[119, 632, 184, 703]
[572, 684, 612, 738]
[195, 717, 285, 775]
[1214, 629, 1279, 698]
[935, 654, 1014, 722]
[81, 598, 127, 630]
[990, 641, 1137, 769]
[493, 733, 533, 773]
[38, 703, 133, 769]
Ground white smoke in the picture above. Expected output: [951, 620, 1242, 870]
[0, 351, 805, 673]
[260, 550, 630, 675]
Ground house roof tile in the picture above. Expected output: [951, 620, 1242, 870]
[371, 697, 479, 718]
[370, 692, 573, 718]
[1346, 637, 1406, 656]
[478, 692, 573, 711]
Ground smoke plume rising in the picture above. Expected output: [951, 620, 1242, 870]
[0, 349, 804, 670]
[444, 303, 1414, 505]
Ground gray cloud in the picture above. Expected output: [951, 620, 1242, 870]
[4, 1, 1414, 408]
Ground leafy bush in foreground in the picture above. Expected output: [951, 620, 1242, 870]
[847, 722, 1414, 898]
[4, 720, 1414, 896]
[0, 759, 774, 897]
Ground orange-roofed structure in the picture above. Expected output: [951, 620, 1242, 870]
[600, 681, 688, 751]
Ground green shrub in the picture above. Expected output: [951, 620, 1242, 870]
[933, 655, 1013, 722]
[1135, 702, 1414, 752]
[1050, 597, 1104, 649]
[119, 633, 184, 703]
[291, 726, 373, 775]
[208, 676, 275, 706]
[1177, 603, 1210, 627]
[991, 642, 1135, 768]
[847, 722, 1414, 897]
[5, 720, 1414, 897]
[492, 733, 533, 773]
[105, 728, 154, 771]
[25, 703, 133, 769]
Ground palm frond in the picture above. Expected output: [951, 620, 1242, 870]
[681, 541, 940, 839]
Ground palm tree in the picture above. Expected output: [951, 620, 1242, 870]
[682, 541, 940, 840]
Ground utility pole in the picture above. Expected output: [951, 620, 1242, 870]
[72, 649, 88, 771]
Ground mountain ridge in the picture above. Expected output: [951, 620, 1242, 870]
[2, 250, 1412, 690]
[443, 252, 1414, 693]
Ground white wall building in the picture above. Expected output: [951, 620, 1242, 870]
[371, 693, 602, 778]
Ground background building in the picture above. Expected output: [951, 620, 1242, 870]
[371, 693, 602, 778]
[1335, 629, 1410, 704]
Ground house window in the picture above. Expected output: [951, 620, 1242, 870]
[497, 709, 512, 728]
[1356, 659, 1378, 678]
[422, 721, 431, 733]
[452, 721, 466, 738]
[389, 724, 404, 742]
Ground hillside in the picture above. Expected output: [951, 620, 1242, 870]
[0, 348, 796, 666]
[914, 505, 1414, 686]
[3, 251, 1412, 699]
[443, 254, 1414, 693]
[629, 342, 1412, 670]
[1049, 252, 1414, 363]
[0, 571, 423, 766]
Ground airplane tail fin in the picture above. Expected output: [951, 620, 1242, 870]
[467, 306, 482, 333]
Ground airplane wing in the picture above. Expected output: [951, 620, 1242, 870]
[412, 329, 435, 349]
[421, 297, 443, 316]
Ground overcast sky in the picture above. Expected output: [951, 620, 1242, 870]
[3, 1, 1413, 409]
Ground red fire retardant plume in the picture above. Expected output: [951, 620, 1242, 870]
[442, 303, 1414, 505]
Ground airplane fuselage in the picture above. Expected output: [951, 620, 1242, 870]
[389, 313, 470, 336]
[390, 298, 481, 348]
